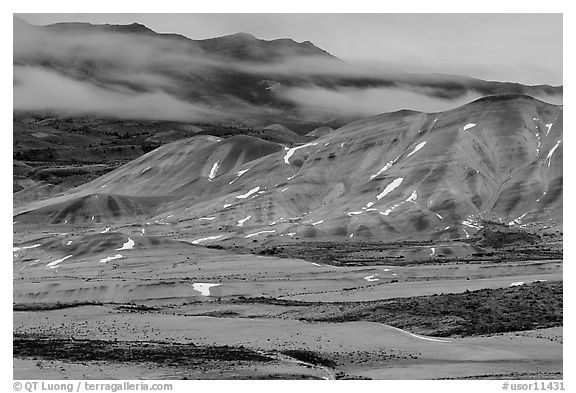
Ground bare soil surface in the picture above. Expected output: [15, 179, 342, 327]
[13, 226, 563, 379]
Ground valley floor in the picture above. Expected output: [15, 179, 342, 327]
[13, 225, 563, 380]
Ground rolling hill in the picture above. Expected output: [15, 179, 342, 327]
[15, 95, 562, 252]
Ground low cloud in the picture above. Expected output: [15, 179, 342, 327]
[278, 86, 483, 117]
[14, 66, 222, 122]
[13, 19, 563, 124]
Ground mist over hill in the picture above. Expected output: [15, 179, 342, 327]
[14, 17, 562, 126]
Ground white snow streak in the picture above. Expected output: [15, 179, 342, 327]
[13, 244, 41, 252]
[236, 186, 260, 199]
[47, 255, 72, 268]
[508, 212, 527, 226]
[406, 190, 418, 203]
[245, 230, 276, 238]
[208, 161, 219, 180]
[284, 143, 317, 164]
[406, 141, 427, 158]
[99, 254, 123, 263]
[237, 216, 252, 227]
[229, 169, 250, 184]
[462, 219, 483, 230]
[370, 155, 401, 180]
[191, 235, 223, 244]
[546, 141, 561, 166]
[376, 178, 404, 200]
[463, 123, 476, 131]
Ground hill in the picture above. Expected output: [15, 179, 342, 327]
[15, 95, 562, 252]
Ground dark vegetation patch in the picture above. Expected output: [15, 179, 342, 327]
[13, 301, 105, 312]
[14, 335, 273, 366]
[247, 223, 561, 266]
[477, 222, 541, 248]
[280, 349, 337, 368]
[232, 282, 562, 337]
[440, 371, 563, 380]
[13, 302, 162, 313]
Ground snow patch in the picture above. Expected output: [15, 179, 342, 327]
[13, 244, 41, 252]
[406, 141, 427, 158]
[99, 254, 123, 263]
[545, 123, 553, 136]
[245, 230, 276, 238]
[199, 217, 216, 221]
[463, 123, 476, 131]
[430, 247, 436, 256]
[510, 281, 525, 287]
[462, 219, 483, 230]
[193, 283, 221, 296]
[116, 238, 135, 251]
[100, 227, 111, 234]
[508, 212, 527, 226]
[191, 235, 223, 244]
[229, 169, 250, 184]
[364, 274, 379, 282]
[237, 216, 252, 227]
[546, 141, 561, 166]
[370, 155, 401, 180]
[236, 186, 260, 199]
[406, 190, 418, 203]
[376, 178, 404, 200]
[208, 161, 219, 180]
[380, 203, 402, 216]
[47, 255, 72, 268]
[311, 220, 324, 226]
[284, 142, 317, 164]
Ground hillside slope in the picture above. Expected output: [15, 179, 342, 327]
[15, 95, 562, 246]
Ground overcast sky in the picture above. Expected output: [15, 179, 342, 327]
[16, 13, 562, 85]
